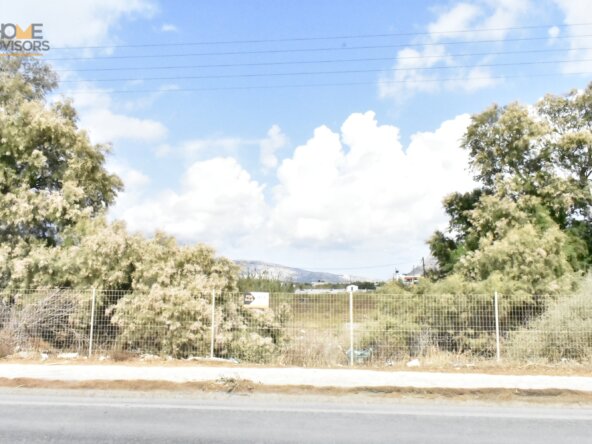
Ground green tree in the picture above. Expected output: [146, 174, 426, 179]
[0, 58, 122, 249]
[430, 84, 592, 276]
[0, 60, 291, 361]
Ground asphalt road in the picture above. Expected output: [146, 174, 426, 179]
[0, 389, 591, 443]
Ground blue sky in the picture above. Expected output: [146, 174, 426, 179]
[11, 0, 592, 278]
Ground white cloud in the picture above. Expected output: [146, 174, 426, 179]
[259, 125, 288, 171]
[380, 0, 531, 99]
[107, 161, 151, 221]
[5, 0, 157, 47]
[114, 157, 267, 245]
[553, 0, 592, 73]
[429, 0, 530, 41]
[181, 137, 251, 157]
[156, 126, 286, 161]
[81, 108, 167, 143]
[110, 112, 475, 271]
[548, 25, 560, 39]
[64, 85, 167, 144]
[474, 0, 531, 40]
[270, 112, 475, 249]
[29, 2, 170, 147]
[446, 66, 499, 92]
[428, 3, 482, 37]
[160, 23, 178, 33]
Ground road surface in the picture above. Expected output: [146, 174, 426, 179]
[0, 388, 590, 443]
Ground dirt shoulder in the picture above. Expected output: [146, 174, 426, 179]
[1, 377, 592, 405]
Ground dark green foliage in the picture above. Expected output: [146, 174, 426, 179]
[430, 83, 592, 277]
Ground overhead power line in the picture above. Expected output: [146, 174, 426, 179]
[47, 46, 592, 74]
[49, 22, 592, 50]
[66, 71, 592, 95]
[54, 59, 592, 84]
[43, 34, 592, 62]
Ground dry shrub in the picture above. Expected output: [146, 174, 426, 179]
[0, 335, 12, 358]
[0, 290, 85, 352]
[111, 287, 213, 358]
[507, 279, 592, 362]
[110, 349, 134, 362]
[112, 288, 291, 362]
[277, 330, 347, 367]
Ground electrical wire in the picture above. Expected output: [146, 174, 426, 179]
[49, 22, 592, 50]
[66, 71, 592, 95]
[46, 46, 592, 74]
[42, 34, 592, 62]
[55, 58, 592, 84]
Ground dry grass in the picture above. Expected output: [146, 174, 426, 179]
[0, 290, 86, 356]
[110, 350, 135, 362]
[275, 329, 348, 367]
[0, 341, 12, 359]
[0, 377, 591, 404]
[0, 329, 13, 359]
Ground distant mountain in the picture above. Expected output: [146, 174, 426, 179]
[406, 256, 438, 276]
[235, 260, 374, 284]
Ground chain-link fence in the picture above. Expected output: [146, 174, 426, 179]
[1, 289, 591, 366]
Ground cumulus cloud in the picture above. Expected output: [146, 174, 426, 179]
[114, 112, 474, 251]
[28, 1, 170, 147]
[65, 86, 167, 144]
[259, 125, 288, 171]
[553, 0, 592, 73]
[107, 161, 150, 211]
[5, 0, 157, 48]
[79, 108, 167, 143]
[113, 158, 267, 245]
[427, 3, 482, 37]
[270, 111, 475, 249]
[111, 112, 475, 265]
[379, 0, 531, 99]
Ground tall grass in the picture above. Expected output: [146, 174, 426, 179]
[507, 276, 592, 362]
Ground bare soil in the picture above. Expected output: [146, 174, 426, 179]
[1, 377, 592, 404]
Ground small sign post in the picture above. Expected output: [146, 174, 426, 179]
[243, 292, 270, 309]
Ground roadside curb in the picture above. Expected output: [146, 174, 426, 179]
[1, 364, 592, 393]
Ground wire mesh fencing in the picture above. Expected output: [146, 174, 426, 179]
[1, 289, 591, 366]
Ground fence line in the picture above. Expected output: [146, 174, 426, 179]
[0, 288, 590, 366]
[494, 290, 500, 362]
[210, 289, 216, 359]
[88, 288, 96, 358]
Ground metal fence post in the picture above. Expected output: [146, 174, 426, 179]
[494, 291, 501, 362]
[349, 290, 354, 367]
[88, 288, 96, 358]
[210, 289, 216, 359]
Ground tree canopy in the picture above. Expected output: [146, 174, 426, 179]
[0, 58, 122, 248]
[0, 58, 238, 293]
[429, 84, 592, 289]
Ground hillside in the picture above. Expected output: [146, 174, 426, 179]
[235, 260, 372, 284]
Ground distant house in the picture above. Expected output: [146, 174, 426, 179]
[399, 275, 420, 285]
[346, 284, 359, 292]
